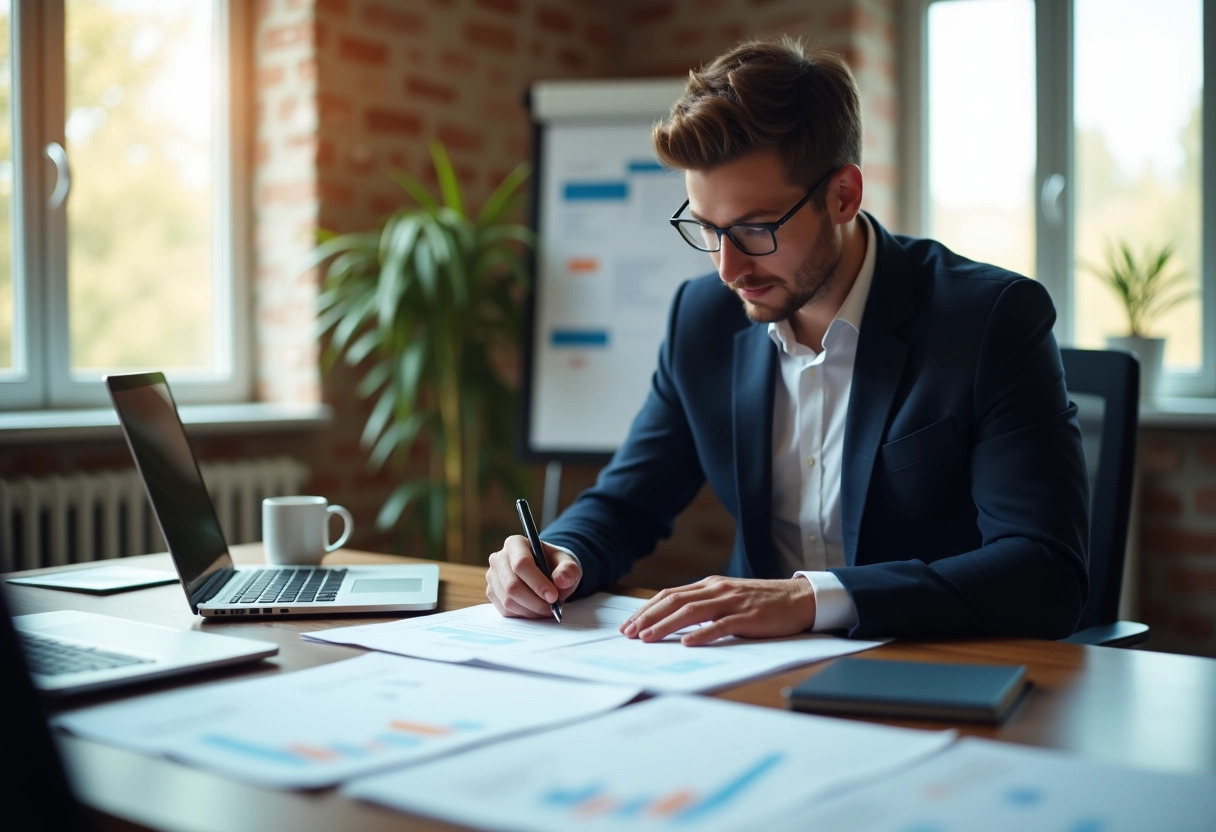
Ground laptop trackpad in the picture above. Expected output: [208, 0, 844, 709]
[352, 578, 424, 594]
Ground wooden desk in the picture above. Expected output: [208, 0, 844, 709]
[7, 546, 1216, 831]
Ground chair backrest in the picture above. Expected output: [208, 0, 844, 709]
[1059, 347, 1139, 632]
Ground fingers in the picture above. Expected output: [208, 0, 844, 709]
[485, 536, 581, 618]
[619, 577, 817, 644]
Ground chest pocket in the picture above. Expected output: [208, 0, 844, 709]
[880, 417, 957, 472]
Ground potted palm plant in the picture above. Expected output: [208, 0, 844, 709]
[308, 141, 535, 563]
[1086, 241, 1193, 401]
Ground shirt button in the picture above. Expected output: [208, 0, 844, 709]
[808, 533, 819, 542]
[805, 455, 815, 468]
[807, 368, 817, 377]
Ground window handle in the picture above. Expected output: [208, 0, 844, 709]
[1040, 173, 1066, 226]
[45, 141, 71, 210]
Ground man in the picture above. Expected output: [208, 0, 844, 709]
[487, 36, 1088, 644]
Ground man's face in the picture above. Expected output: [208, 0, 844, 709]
[685, 149, 842, 324]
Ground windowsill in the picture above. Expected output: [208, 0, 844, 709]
[0, 402, 333, 444]
[1139, 397, 1216, 429]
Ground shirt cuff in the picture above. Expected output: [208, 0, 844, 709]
[795, 571, 859, 632]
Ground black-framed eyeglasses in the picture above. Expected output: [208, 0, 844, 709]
[669, 167, 839, 256]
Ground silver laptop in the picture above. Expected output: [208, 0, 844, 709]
[105, 372, 440, 618]
[13, 608, 278, 696]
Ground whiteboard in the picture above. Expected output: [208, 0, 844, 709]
[520, 79, 711, 460]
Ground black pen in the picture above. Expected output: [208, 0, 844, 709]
[515, 498, 563, 623]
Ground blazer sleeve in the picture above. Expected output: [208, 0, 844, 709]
[831, 278, 1090, 639]
[541, 281, 709, 596]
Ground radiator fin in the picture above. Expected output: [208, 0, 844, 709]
[0, 457, 310, 572]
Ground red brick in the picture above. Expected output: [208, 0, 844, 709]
[317, 92, 354, 124]
[465, 22, 517, 52]
[672, 28, 703, 49]
[439, 48, 477, 76]
[827, 7, 876, 33]
[1199, 442, 1216, 468]
[254, 140, 270, 165]
[475, 0, 520, 13]
[320, 180, 356, 207]
[406, 75, 458, 104]
[263, 23, 311, 51]
[631, 2, 675, 25]
[364, 2, 426, 33]
[316, 0, 350, 15]
[316, 138, 336, 168]
[366, 108, 423, 135]
[338, 35, 390, 66]
[556, 48, 584, 70]
[1141, 439, 1183, 473]
[437, 123, 486, 154]
[1142, 485, 1184, 517]
[277, 96, 298, 121]
[537, 6, 574, 34]
[584, 23, 616, 49]
[1141, 525, 1216, 556]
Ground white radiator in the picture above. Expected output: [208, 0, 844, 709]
[0, 456, 309, 572]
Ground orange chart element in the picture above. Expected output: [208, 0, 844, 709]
[565, 257, 600, 275]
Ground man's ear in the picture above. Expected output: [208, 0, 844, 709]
[827, 164, 865, 225]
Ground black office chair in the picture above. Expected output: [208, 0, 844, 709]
[1057, 347, 1151, 647]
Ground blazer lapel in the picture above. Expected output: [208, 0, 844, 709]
[841, 217, 915, 564]
[732, 323, 777, 578]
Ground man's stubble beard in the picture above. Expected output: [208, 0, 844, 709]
[729, 217, 843, 324]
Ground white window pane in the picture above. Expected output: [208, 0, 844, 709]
[65, 0, 217, 375]
[0, 0, 12, 374]
[1073, 0, 1202, 371]
[927, 0, 1036, 278]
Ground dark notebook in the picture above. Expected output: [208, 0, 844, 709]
[783, 657, 1030, 724]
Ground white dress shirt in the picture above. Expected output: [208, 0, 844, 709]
[769, 212, 876, 631]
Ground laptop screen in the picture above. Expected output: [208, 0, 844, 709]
[106, 372, 233, 610]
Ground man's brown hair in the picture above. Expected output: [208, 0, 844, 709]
[652, 35, 861, 193]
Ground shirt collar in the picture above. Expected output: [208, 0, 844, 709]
[767, 212, 877, 354]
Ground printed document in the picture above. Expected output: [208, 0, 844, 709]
[53, 652, 640, 790]
[344, 694, 956, 832]
[788, 737, 1216, 832]
[304, 593, 886, 693]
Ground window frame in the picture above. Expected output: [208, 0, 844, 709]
[2, 0, 251, 411]
[903, 0, 1216, 398]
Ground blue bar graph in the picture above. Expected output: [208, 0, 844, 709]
[550, 329, 610, 347]
[627, 160, 666, 174]
[563, 182, 628, 201]
[676, 752, 786, 822]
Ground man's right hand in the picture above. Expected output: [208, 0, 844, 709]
[486, 535, 582, 618]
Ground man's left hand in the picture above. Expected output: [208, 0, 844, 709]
[619, 576, 817, 646]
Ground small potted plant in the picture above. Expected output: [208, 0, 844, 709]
[1085, 241, 1193, 401]
[306, 141, 535, 563]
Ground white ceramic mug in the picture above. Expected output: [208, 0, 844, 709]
[262, 496, 353, 566]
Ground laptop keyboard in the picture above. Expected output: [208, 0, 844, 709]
[231, 567, 347, 604]
[20, 632, 153, 676]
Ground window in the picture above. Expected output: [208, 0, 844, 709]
[1, 0, 248, 410]
[907, 0, 1214, 397]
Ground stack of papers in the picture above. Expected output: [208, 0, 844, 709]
[303, 593, 888, 693]
[54, 652, 640, 790]
[344, 695, 957, 832]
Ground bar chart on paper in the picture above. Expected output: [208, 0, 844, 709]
[540, 752, 786, 823]
[199, 717, 486, 767]
[54, 653, 640, 790]
[344, 695, 957, 832]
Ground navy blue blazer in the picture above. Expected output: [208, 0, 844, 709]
[543, 214, 1089, 639]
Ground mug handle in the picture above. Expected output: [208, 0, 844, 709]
[326, 505, 354, 552]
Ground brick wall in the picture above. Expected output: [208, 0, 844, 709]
[1136, 430, 1216, 656]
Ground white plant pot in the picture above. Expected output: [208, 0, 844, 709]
[1105, 335, 1164, 401]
